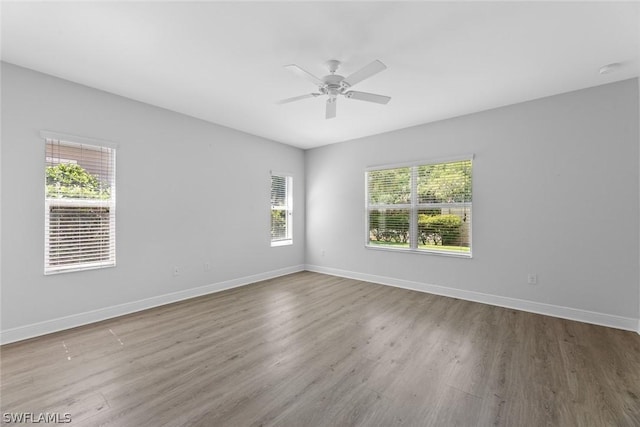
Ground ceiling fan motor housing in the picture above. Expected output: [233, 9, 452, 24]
[321, 74, 346, 96]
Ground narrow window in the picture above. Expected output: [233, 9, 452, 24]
[271, 174, 293, 246]
[366, 157, 472, 257]
[44, 134, 116, 274]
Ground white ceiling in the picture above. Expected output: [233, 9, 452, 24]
[2, 1, 638, 149]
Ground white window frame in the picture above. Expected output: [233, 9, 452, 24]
[42, 131, 117, 274]
[270, 172, 293, 247]
[365, 155, 473, 258]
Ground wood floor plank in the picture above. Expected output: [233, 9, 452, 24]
[1, 271, 639, 426]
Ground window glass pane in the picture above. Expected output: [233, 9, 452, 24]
[367, 167, 411, 204]
[271, 175, 287, 207]
[48, 206, 112, 266]
[418, 207, 471, 253]
[417, 160, 472, 203]
[271, 209, 288, 240]
[46, 141, 114, 200]
[368, 209, 410, 249]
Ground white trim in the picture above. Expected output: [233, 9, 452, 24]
[364, 244, 472, 258]
[40, 130, 119, 149]
[270, 170, 294, 177]
[45, 198, 114, 207]
[45, 261, 116, 275]
[0, 265, 304, 345]
[365, 153, 475, 172]
[305, 264, 639, 333]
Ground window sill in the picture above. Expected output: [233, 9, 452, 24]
[271, 240, 293, 247]
[45, 261, 116, 275]
[365, 244, 472, 258]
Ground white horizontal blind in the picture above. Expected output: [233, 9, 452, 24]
[45, 138, 116, 274]
[271, 174, 292, 246]
[366, 158, 472, 256]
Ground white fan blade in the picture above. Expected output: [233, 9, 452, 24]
[284, 64, 324, 87]
[276, 93, 321, 105]
[345, 91, 391, 104]
[326, 98, 337, 119]
[341, 60, 387, 88]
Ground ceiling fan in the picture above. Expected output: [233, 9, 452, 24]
[277, 59, 391, 119]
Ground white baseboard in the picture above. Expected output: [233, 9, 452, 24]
[3, 264, 637, 344]
[305, 264, 640, 333]
[0, 265, 305, 345]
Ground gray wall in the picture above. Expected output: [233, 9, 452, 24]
[1, 63, 305, 339]
[305, 79, 639, 326]
[1, 62, 638, 341]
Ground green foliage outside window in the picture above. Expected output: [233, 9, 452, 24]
[271, 210, 287, 239]
[367, 168, 411, 204]
[418, 214, 463, 245]
[417, 162, 472, 203]
[46, 163, 110, 199]
[369, 210, 410, 243]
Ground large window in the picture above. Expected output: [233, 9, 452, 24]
[44, 133, 116, 274]
[271, 173, 292, 246]
[366, 157, 472, 256]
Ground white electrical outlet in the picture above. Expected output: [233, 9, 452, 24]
[527, 274, 537, 285]
[321, 249, 325, 256]
[204, 262, 211, 272]
[173, 266, 180, 276]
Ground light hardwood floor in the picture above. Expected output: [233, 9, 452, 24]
[1, 271, 639, 426]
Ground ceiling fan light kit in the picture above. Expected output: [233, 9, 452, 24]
[278, 59, 391, 119]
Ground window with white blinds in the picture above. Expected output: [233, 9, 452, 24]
[44, 135, 116, 274]
[271, 174, 292, 246]
[366, 157, 472, 256]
